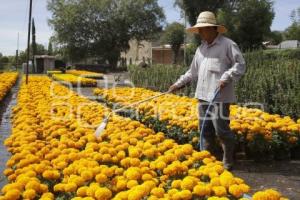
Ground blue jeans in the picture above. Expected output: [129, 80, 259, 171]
[198, 100, 235, 167]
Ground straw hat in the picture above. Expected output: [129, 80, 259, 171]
[186, 11, 227, 34]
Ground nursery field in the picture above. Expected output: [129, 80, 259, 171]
[0, 72, 298, 199]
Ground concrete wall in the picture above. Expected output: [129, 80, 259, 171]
[152, 48, 184, 65]
[120, 40, 152, 66]
[121, 39, 185, 66]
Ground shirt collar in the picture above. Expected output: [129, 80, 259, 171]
[202, 34, 221, 47]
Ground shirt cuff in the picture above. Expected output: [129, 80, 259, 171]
[220, 72, 231, 83]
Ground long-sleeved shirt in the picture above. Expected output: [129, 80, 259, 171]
[174, 34, 246, 103]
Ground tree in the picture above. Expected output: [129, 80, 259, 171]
[176, 0, 274, 50]
[284, 8, 300, 40]
[174, 0, 238, 27]
[47, 0, 165, 67]
[19, 43, 47, 64]
[266, 31, 283, 45]
[0, 56, 10, 69]
[32, 18, 37, 72]
[48, 42, 53, 55]
[162, 22, 185, 64]
[1, 57, 9, 64]
[234, 0, 274, 50]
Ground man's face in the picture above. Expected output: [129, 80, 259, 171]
[198, 26, 217, 42]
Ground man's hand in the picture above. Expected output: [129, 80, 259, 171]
[219, 80, 227, 90]
[168, 84, 179, 93]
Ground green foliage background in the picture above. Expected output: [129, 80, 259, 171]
[128, 49, 300, 119]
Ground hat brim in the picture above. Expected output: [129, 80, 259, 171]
[186, 23, 227, 34]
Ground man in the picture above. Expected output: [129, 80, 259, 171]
[168, 11, 246, 170]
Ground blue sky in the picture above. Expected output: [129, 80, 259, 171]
[0, 0, 299, 56]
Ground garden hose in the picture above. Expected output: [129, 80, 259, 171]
[95, 91, 169, 137]
[199, 87, 221, 151]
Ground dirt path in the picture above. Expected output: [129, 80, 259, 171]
[0, 78, 20, 189]
[234, 160, 300, 199]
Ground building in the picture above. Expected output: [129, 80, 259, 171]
[22, 55, 56, 74]
[120, 39, 185, 66]
[152, 44, 184, 65]
[35, 55, 56, 73]
[278, 40, 300, 49]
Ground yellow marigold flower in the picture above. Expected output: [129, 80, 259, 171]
[229, 184, 243, 198]
[171, 180, 181, 189]
[130, 158, 141, 167]
[144, 149, 155, 158]
[70, 197, 82, 200]
[144, 180, 157, 190]
[203, 157, 214, 164]
[181, 144, 193, 155]
[25, 180, 40, 191]
[193, 184, 208, 196]
[213, 165, 224, 174]
[179, 190, 192, 199]
[192, 136, 199, 143]
[53, 183, 65, 192]
[42, 170, 60, 180]
[253, 189, 282, 200]
[86, 183, 101, 197]
[239, 184, 250, 193]
[129, 148, 141, 158]
[114, 191, 129, 199]
[40, 192, 54, 199]
[181, 177, 195, 190]
[125, 168, 141, 180]
[22, 189, 36, 199]
[220, 171, 235, 188]
[212, 186, 227, 197]
[3, 168, 14, 176]
[211, 177, 221, 186]
[102, 154, 112, 162]
[150, 187, 165, 198]
[94, 187, 112, 200]
[234, 177, 244, 184]
[127, 180, 139, 189]
[95, 174, 108, 184]
[209, 171, 219, 179]
[16, 176, 31, 187]
[39, 184, 49, 193]
[142, 173, 153, 181]
[148, 196, 159, 200]
[127, 190, 144, 200]
[156, 161, 167, 170]
[116, 179, 127, 191]
[117, 151, 126, 160]
[77, 186, 89, 197]
[81, 170, 94, 181]
[4, 189, 21, 200]
[265, 189, 281, 198]
[64, 182, 77, 192]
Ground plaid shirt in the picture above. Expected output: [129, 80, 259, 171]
[175, 34, 246, 103]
